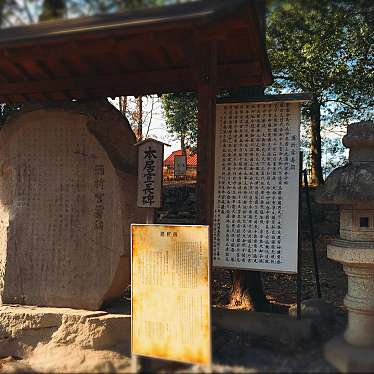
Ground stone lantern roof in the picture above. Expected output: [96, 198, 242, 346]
[316, 120, 374, 205]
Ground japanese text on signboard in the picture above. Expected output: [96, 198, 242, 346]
[213, 101, 301, 273]
[131, 224, 211, 365]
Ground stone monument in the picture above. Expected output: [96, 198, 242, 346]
[316, 120, 374, 373]
[0, 100, 145, 310]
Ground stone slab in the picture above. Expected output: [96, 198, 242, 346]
[2, 346, 132, 373]
[0, 304, 131, 360]
[213, 307, 315, 344]
[324, 335, 374, 373]
[0, 101, 147, 310]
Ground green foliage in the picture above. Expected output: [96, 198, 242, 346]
[68, 0, 166, 15]
[0, 0, 187, 28]
[39, 0, 66, 21]
[0, 0, 4, 26]
[322, 136, 347, 176]
[266, 0, 373, 181]
[267, 0, 373, 118]
[161, 92, 198, 149]
[162, 2, 373, 163]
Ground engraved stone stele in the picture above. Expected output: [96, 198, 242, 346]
[0, 100, 145, 310]
[316, 120, 374, 373]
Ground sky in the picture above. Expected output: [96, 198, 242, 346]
[109, 96, 180, 159]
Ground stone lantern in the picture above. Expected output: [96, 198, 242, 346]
[316, 120, 374, 373]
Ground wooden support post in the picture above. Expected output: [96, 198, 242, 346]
[196, 42, 218, 226]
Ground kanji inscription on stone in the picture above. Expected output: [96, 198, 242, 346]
[213, 101, 301, 273]
[131, 224, 211, 365]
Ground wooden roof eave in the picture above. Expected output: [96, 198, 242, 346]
[0, 0, 273, 103]
[0, 0, 250, 48]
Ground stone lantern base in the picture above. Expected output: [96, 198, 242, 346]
[325, 335, 374, 373]
[315, 120, 374, 373]
[324, 239, 374, 373]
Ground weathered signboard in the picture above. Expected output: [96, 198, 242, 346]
[213, 101, 301, 273]
[131, 224, 211, 365]
[136, 139, 163, 208]
[174, 154, 187, 177]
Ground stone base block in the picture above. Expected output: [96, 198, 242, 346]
[213, 307, 315, 344]
[288, 299, 336, 333]
[0, 304, 131, 373]
[324, 335, 374, 373]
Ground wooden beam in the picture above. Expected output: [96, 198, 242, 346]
[159, 46, 174, 67]
[245, 2, 273, 86]
[12, 62, 33, 80]
[0, 61, 261, 98]
[0, 37, 130, 61]
[0, 69, 10, 82]
[196, 42, 217, 226]
[5, 94, 24, 102]
[0, 61, 28, 81]
[16, 60, 52, 80]
[0, 67, 192, 95]
[35, 59, 55, 78]
[0, 33, 186, 63]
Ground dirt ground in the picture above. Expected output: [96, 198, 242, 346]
[206, 235, 347, 373]
[0, 237, 347, 373]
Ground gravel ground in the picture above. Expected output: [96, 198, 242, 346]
[135, 236, 347, 373]
[1, 237, 346, 373]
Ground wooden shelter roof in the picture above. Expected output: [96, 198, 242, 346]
[0, 0, 272, 103]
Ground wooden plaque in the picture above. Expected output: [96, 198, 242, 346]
[131, 224, 211, 365]
[137, 140, 163, 208]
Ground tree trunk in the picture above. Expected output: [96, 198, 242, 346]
[135, 96, 143, 140]
[181, 135, 186, 155]
[309, 99, 324, 186]
[39, 0, 65, 21]
[229, 270, 269, 311]
[119, 96, 127, 115]
[0, 1, 5, 27]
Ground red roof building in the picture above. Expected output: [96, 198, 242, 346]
[163, 149, 197, 180]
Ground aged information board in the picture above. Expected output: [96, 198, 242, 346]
[213, 101, 301, 273]
[131, 224, 211, 365]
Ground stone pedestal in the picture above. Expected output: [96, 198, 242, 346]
[0, 304, 131, 373]
[325, 335, 374, 373]
[329, 240, 374, 346]
[316, 121, 374, 373]
[0, 100, 146, 310]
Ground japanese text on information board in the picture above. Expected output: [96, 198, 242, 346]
[213, 102, 300, 273]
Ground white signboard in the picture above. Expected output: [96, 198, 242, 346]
[137, 140, 163, 208]
[213, 101, 301, 273]
[174, 155, 187, 177]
